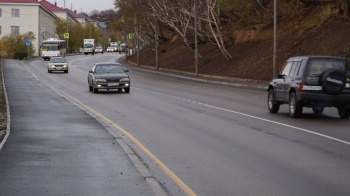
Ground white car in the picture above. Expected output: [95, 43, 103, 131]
[48, 57, 68, 73]
[95, 46, 104, 54]
[106, 47, 114, 52]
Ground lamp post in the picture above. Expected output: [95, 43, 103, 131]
[194, 0, 198, 76]
[273, 0, 277, 77]
[153, 1, 159, 70]
[135, 0, 140, 67]
[66, 19, 69, 53]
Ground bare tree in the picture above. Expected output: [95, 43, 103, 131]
[198, 0, 233, 60]
[147, 0, 209, 63]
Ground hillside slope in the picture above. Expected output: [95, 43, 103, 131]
[128, 7, 350, 82]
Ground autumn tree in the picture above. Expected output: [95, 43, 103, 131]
[0, 32, 35, 59]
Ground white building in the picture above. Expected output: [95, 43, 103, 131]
[0, 0, 59, 56]
[0, 0, 84, 56]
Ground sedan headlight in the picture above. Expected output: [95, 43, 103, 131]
[63, 64, 68, 67]
[120, 78, 130, 82]
[95, 78, 107, 82]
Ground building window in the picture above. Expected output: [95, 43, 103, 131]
[0, 26, 2, 35]
[11, 26, 19, 34]
[0, 8, 2, 17]
[11, 9, 20, 17]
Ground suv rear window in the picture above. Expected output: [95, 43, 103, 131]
[306, 59, 347, 83]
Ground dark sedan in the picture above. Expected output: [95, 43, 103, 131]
[88, 63, 130, 93]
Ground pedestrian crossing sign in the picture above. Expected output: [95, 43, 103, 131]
[64, 33, 69, 39]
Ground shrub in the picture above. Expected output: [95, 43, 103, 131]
[0, 32, 35, 59]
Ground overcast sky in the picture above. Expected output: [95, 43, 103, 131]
[47, 0, 116, 14]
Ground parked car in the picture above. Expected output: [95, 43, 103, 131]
[106, 47, 114, 53]
[48, 57, 68, 73]
[267, 56, 350, 118]
[95, 46, 104, 54]
[88, 62, 130, 93]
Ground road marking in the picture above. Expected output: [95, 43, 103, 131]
[204, 104, 350, 145]
[134, 87, 350, 146]
[23, 64, 197, 196]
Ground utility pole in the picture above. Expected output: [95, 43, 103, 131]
[153, 2, 159, 70]
[194, 0, 198, 76]
[273, 0, 277, 78]
[66, 19, 69, 53]
[136, 0, 140, 67]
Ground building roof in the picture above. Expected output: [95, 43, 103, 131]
[39, 0, 66, 12]
[65, 8, 85, 19]
[0, 0, 39, 2]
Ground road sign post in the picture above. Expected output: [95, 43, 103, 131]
[25, 39, 31, 59]
[64, 33, 69, 53]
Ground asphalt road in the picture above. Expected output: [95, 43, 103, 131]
[2, 53, 350, 196]
[0, 59, 163, 196]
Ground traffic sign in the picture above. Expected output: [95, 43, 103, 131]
[128, 33, 134, 39]
[25, 39, 31, 46]
[64, 33, 69, 39]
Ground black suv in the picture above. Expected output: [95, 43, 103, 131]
[267, 56, 350, 118]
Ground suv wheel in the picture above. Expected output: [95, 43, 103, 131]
[337, 106, 350, 119]
[289, 92, 303, 118]
[268, 89, 279, 113]
[93, 86, 98, 93]
[312, 105, 324, 114]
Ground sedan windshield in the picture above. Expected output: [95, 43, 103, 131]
[50, 58, 66, 63]
[95, 65, 124, 73]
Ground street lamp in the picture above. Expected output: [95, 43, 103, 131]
[194, 0, 198, 76]
[153, 1, 159, 70]
[273, 0, 277, 77]
[40, 28, 46, 39]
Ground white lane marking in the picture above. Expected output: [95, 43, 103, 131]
[134, 87, 350, 146]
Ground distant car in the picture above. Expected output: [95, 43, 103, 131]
[87, 62, 130, 93]
[95, 46, 104, 54]
[106, 47, 114, 52]
[48, 57, 68, 73]
[120, 43, 128, 52]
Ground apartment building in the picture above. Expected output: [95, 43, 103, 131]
[0, 0, 83, 56]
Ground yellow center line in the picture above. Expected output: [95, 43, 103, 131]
[25, 65, 197, 196]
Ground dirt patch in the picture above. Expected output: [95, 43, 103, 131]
[127, 15, 350, 82]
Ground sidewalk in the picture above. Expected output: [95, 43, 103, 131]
[0, 59, 165, 196]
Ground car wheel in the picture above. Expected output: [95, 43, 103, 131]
[124, 88, 130, 93]
[89, 84, 93, 92]
[64, 70, 68, 73]
[337, 106, 350, 119]
[312, 106, 324, 114]
[289, 92, 302, 118]
[268, 89, 279, 113]
[48, 70, 51, 73]
[93, 86, 98, 93]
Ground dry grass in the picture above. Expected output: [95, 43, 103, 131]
[233, 29, 259, 44]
